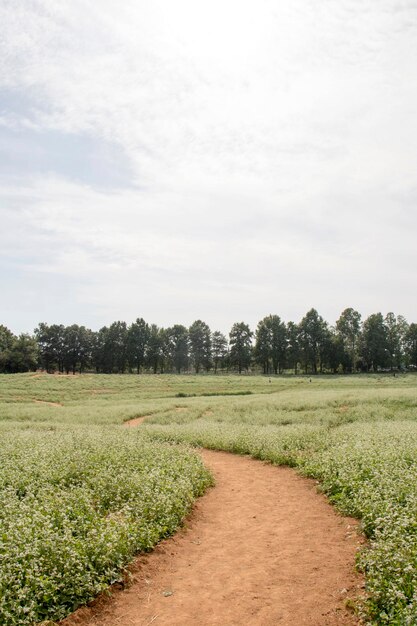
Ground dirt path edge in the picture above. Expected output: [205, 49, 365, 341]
[60, 443, 365, 626]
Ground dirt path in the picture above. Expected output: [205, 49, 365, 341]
[62, 449, 364, 626]
[33, 399, 62, 407]
[123, 416, 151, 427]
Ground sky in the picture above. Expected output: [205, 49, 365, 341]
[1, 0, 417, 336]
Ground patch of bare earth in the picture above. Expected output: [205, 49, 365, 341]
[337, 405, 350, 413]
[33, 399, 62, 407]
[61, 449, 364, 626]
[123, 416, 151, 427]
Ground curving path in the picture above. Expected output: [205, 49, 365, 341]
[62, 445, 364, 626]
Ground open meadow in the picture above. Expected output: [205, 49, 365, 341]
[1, 372, 417, 625]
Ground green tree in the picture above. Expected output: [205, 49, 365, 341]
[0, 325, 15, 373]
[78, 327, 94, 373]
[254, 315, 287, 374]
[298, 309, 328, 374]
[286, 321, 301, 374]
[268, 315, 287, 374]
[255, 315, 287, 374]
[92, 322, 128, 373]
[336, 308, 362, 372]
[146, 324, 164, 374]
[211, 331, 228, 373]
[385, 313, 409, 370]
[404, 323, 417, 368]
[165, 325, 189, 373]
[127, 318, 150, 374]
[254, 320, 271, 374]
[359, 313, 389, 372]
[34, 323, 66, 373]
[8, 334, 38, 373]
[108, 321, 128, 373]
[92, 327, 108, 372]
[189, 320, 212, 373]
[229, 322, 253, 374]
[63, 325, 93, 374]
[323, 329, 350, 373]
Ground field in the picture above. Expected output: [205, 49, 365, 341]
[1, 373, 417, 625]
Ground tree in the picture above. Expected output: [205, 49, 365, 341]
[92, 326, 109, 372]
[189, 320, 212, 373]
[229, 322, 253, 373]
[127, 318, 150, 374]
[92, 322, 128, 373]
[385, 313, 408, 370]
[34, 323, 66, 373]
[108, 322, 128, 373]
[0, 325, 15, 373]
[0, 327, 38, 373]
[396, 316, 410, 366]
[62, 325, 93, 374]
[298, 309, 328, 374]
[359, 313, 388, 372]
[404, 323, 417, 368]
[286, 321, 301, 374]
[78, 327, 94, 373]
[255, 315, 287, 375]
[211, 331, 228, 373]
[322, 328, 350, 373]
[268, 315, 287, 374]
[254, 320, 271, 374]
[146, 324, 164, 374]
[336, 308, 362, 372]
[8, 334, 38, 372]
[165, 325, 189, 373]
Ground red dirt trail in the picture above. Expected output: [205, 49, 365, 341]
[62, 448, 364, 626]
[123, 416, 150, 427]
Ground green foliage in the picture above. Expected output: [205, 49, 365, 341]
[5, 306, 417, 374]
[165, 325, 189, 373]
[188, 320, 212, 373]
[2, 373, 417, 624]
[146, 324, 164, 374]
[302, 423, 417, 624]
[336, 307, 361, 372]
[211, 330, 228, 373]
[360, 313, 389, 372]
[405, 323, 417, 368]
[127, 318, 150, 374]
[298, 308, 329, 374]
[229, 322, 252, 373]
[34, 323, 66, 373]
[0, 420, 212, 624]
[255, 314, 287, 374]
[0, 327, 38, 373]
[137, 373, 417, 625]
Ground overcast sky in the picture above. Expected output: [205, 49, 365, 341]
[1, 0, 417, 335]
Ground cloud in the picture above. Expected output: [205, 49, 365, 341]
[0, 120, 134, 188]
[1, 0, 417, 332]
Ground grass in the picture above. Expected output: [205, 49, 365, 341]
[0, 375, 214, 625]
[1, 372, 417, 624]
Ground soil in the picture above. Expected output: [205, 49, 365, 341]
[61, 449, 364, 626]
[33, 399, 62, 407]
[123, 416, 151, 427]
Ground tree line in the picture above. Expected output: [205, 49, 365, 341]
[1, 308, 417, 375]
